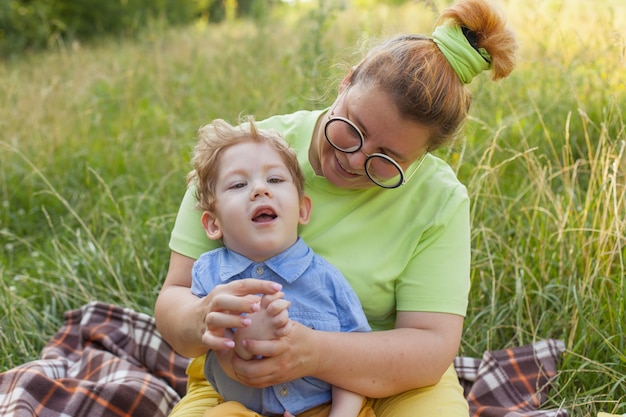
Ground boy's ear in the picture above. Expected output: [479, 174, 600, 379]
[298, 194, 313, 225]
[201, 211, 223, 240]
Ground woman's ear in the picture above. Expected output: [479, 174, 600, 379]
[201, 211, 223, 240]
[339, 66, 357, 91]
[298, 194, 313, 225]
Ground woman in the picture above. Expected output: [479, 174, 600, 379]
[155, 0, 518, 416]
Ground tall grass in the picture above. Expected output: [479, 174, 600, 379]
[0, 1, 624, 415]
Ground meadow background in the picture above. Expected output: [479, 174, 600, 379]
[0, 0, 624, 415]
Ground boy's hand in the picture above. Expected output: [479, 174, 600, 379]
[234, 292, 294, 360]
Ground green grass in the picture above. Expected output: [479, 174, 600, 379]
[1, 1, 625, 415]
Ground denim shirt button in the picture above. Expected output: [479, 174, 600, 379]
[280, 387, 288, 397]
[255, 266, 264, 275]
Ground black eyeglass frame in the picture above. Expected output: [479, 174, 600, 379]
[323, 115, 427, 189]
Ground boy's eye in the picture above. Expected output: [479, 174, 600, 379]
[268, 177, 284, 184]
[229, 182, 246, 189]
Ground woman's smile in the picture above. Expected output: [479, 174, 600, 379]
[334, 153, 360, 178]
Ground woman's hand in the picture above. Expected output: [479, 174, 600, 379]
[155, 252, 286, 358]
[225, 322, 317, 388]
[199, 279, 286, 351]
[213, 294, 299, 381]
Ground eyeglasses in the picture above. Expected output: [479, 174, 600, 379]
[323, 100, 427, 189]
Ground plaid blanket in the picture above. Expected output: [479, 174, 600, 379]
[0, 301, 567, 417]
[454, 339, 567, 417]
[0, 302, 189, 417]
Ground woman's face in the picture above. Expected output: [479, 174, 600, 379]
[314, 83, 431, 190]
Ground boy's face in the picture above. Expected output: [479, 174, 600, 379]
[201, 141, 311, 262]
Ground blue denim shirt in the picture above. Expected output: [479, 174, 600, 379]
[191, 237, 371, 416]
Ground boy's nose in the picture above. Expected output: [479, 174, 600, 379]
[250, 180, 270, 199]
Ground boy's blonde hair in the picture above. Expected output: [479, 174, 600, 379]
[187, 116, 306, 213]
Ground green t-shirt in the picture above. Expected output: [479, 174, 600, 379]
[170, 110, 471, 330]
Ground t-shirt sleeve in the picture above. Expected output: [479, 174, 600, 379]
[334, 275, 372, 333]
[395, 183, 471, 317]
[169, 185, 221, 259]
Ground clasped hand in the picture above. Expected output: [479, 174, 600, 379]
[200, 278, 309, 388]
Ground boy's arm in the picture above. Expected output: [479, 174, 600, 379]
[328, 386, 365, 417]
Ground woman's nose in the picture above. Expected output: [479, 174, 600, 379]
[346, 148, 369, 170]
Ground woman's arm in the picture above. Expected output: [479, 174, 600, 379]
[154, 251, 285, 358]
[228, 310, 463, 398]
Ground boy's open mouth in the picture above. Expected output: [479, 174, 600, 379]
[252, 207, 277, 222]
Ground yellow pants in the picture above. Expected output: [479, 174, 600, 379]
[203, 399, 375, 417]
[169, 356, 469, 417]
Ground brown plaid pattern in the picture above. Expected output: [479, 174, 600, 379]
[0, 302, 567, 417]
[0, 301, 190, 417]
[455, 339, 568, 417]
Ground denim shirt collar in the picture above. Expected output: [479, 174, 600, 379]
[216, 237, 313, 284]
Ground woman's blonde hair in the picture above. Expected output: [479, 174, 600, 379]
[350, 0, 518, 150]
[187, 116, 305, 212]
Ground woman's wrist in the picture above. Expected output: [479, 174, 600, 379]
[292, 322, 322, 378]
[155, 285, 208, 357]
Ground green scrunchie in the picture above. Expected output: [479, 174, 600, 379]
[432, 24, 492, 84]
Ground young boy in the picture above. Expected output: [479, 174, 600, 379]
[187, 117, 373, 417]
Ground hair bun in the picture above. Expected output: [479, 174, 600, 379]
[432, 23, 491, 84]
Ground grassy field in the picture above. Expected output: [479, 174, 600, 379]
[1, 0, 624, 415]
